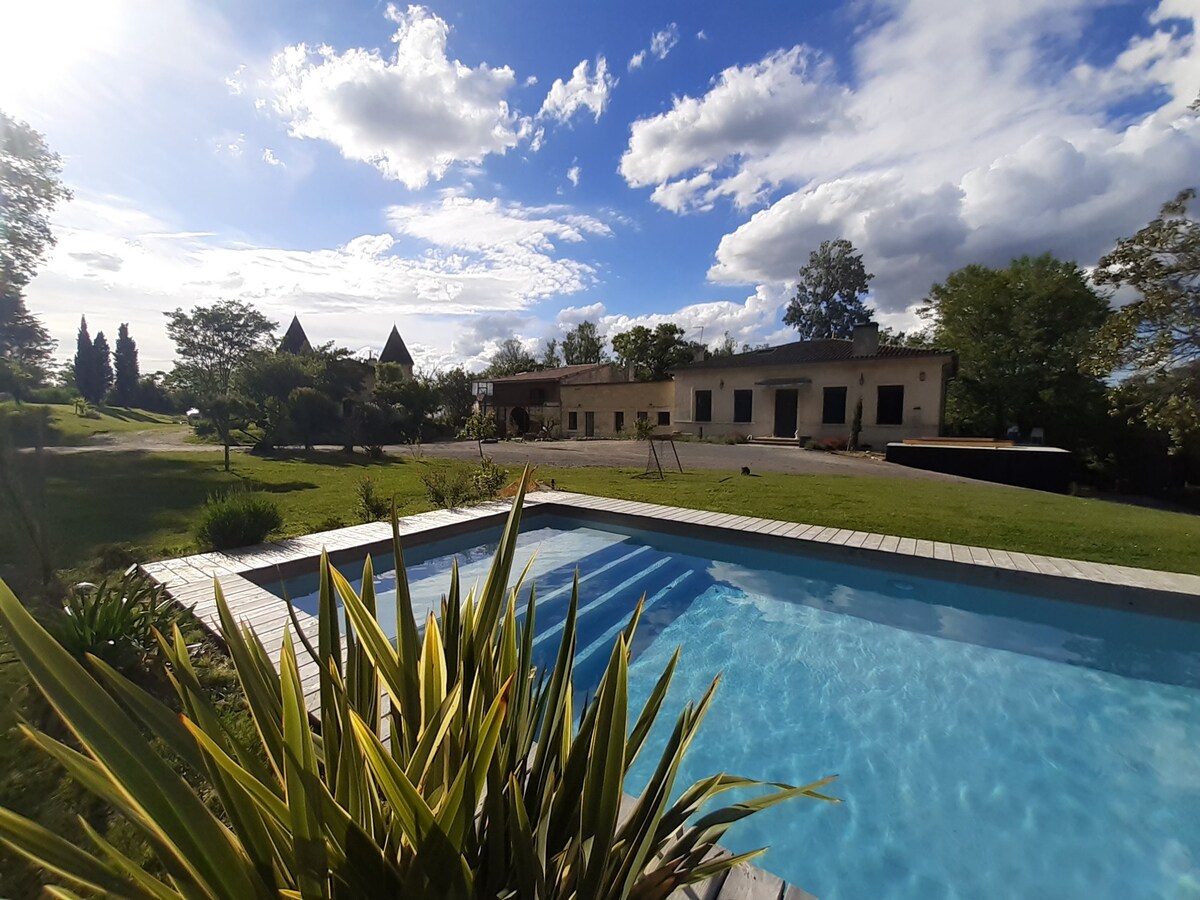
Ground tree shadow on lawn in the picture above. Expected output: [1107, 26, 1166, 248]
[257, 449, 411, 468]
[236, 478, 320, 494]
[10, 452, 230, 578]
[98, 407, 170, 424]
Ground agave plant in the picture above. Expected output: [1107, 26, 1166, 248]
[0, 469, 837, 898]
[52, 569, 176, 672]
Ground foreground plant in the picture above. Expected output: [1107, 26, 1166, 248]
[0, 469, 836, 898]
[52, 569, 176, 673]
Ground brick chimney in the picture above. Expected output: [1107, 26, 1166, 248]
[851, 321, 879, 357]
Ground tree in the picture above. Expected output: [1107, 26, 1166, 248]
[562, 321, 606, 364]
[487, 338, 539, 377]
[165, 300, 277, 470]
[1, 112, 72, 292]
[878, 326, 934, 348]
[435, 366, 475, 430]
[376, 367, 440, 442]
[920, 254, 1110, 442]
[112, 323, 140, 406]
[1090, 189, 1200, 447]
[91, 330, 114, 403]
[541, 338, 563, 369]
[458, 409, 497, 459]
[287, 386, 339, 451]
[782, 238, 874, 339]
[236, 350, 316, 448]
[1, 112, 70, 400]
[73, 316, 98, 403]
[611, 322, 700, 381]
[711, 332, 739, 357]
[0, 290, 55, 398]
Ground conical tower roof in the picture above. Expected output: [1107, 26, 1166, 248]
[278, 315, 312, 354]
[378, 324, 414, 366]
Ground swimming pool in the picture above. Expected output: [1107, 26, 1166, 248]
[269, 516, 1200, 898]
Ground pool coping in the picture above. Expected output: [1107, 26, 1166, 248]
[140, 490, 1200, 900]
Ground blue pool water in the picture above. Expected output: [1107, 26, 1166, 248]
[271, 517, 1200, 898]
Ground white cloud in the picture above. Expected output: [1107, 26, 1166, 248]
[538, 57, 616, 124]
[261, 147, 285, 167]
[628, 51, 646, 71]
[591, 284, 788, 349]
[619, 47, 847, 209]
[28, 193, 615, 370]
[620, 0, 1200, 323]
[650, 24, 679, 60]
[215, 133, 246, 158]
[225, 64, 246, 95]
[263, 4, 528, 188]
[567, 165, 581, 186]
[697, 30, 708, 41]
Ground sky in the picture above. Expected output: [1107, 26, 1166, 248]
[2, 0, 1198, 373]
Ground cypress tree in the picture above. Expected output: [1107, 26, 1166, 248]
[113, 323, 139, 406]
[91, 331, 114, 404]
[73, 316, 95, 401]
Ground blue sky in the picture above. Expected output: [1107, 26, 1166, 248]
[2, 0, 1197, 371]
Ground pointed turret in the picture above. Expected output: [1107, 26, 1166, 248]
[378, 325, 414, 370]
[278, 315, 312, 355]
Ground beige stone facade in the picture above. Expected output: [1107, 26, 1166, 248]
[560, 380, 675, 437]
[669, 325, 955, 447]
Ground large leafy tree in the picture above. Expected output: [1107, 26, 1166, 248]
[486, 338, 539, 377]
[782, 238, 874, 339]
[112, 323, 140, 406]
[236, 350, 317, 447]
[165, 300, 277, 470]
[1090, 189, 1200, 447]
[1, 112, 70, 397]
[541, 338, 562, 368]
[920, 254, 1110, 442]
[561, 320, 606, 364]
[611, 322, 699, 381]
[435, 366, 476, 429]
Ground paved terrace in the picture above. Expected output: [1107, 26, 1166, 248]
[141, 491, 1200, 900]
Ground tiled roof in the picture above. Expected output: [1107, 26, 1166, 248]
[676, 339, 953, 371]
[484, 363, 611, 383]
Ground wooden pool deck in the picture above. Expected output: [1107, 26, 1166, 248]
[141, 490, 1200, 900]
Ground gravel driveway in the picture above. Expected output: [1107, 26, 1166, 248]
[417, 438, 974, 482]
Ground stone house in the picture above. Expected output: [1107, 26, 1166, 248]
[560, 379, 675, 437]
[669, 323, 956, 447]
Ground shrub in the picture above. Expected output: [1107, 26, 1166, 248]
[458, 410, 498, 459]
[194, 490, 283, 550]
[421, 458, 508, 509]
[355, 474, 390, 523]
[420, 465, 477, 508]
[51, 570, 176, 673]
[471, 457, 507, 498]
[25, 385, 77, 405]
[0, 472, 836, 897]
[633, 416, 656, 440]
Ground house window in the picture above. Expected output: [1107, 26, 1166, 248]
[877, 385, 904, 425]
[614, 411, 625, 432]
[636, 410, 648, 421]
[733, 390, 753, 423]
[568, 411, 578, 431]
[694, 390, 712, 422]
[822, 386, 847, 425]
[657, 411, 671, 426]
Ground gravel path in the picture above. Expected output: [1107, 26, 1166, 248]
[415, 438, 977, 482]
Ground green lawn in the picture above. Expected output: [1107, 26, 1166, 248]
[2, 450, 1197, 597]
[1, 402, 185, 446]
